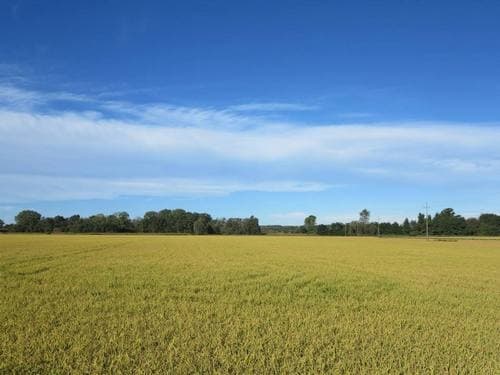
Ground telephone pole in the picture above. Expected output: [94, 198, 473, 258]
[424, 202, 430, 240]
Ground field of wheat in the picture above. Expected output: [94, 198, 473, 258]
[0, 235, 499, 373]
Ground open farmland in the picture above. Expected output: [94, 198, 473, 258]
[0, 235, 499, 373]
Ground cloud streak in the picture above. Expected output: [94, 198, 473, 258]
[1, 83, 500, 204]
[0, 174, 331, 203]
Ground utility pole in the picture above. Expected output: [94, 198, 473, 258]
[377, 217, 380, 237]
[424, 202, 430, 240]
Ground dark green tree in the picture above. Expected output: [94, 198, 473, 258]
[85, 214, 107, 232]
[416, 213, 426, 234]
[243, 216, 261, 235]
[304, 215, 317, 234]
[432, 208, 466, 235]
[193, 214, 213, 235]
[359, 209, 370, 224]
[402, 218, 411, 235]
[329, 222, 345, 236]
[358, 209, 370, 235]
[317, 224, 329, 235]
[465, 218, 479, 236]
[52, 215, 67, 232]
[478, 214, 500, 235]
[142, 211, 159, 233]
[15, 210, 42, 232]
[113, 212, 133, 232]
[67, 215, 82, 232]
[193, 218, 209, 235]
[41, 217, 55, 233]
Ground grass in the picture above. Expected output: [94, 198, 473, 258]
[0, 235, 499, 373]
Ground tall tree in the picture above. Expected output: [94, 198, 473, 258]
[432, 208, 466, 235]
[15, 210, 42, 232]
[304, 215, 317, 234]
[359, 209, 370, 225]
[402, 218, 411, 235]
[417, 213, 426, 234]
[358, 209, 370, 235]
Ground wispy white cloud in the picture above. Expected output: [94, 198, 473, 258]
[101, 100, 257, 128]
[0, 84, 90, 110]
[0, 174, 331, 203]
[1, 83, 500, 204]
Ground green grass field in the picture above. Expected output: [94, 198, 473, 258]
[1, 235, 499, 373]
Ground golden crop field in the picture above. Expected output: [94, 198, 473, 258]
[0, 235, 499, 373]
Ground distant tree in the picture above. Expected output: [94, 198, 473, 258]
[358, 209, 370, 235]
[465, 218, 479, 236]
[0, 219, 4, 229]
[224, 218, 244, 234]
[348, 221, 359, 236]
[15, 210, 42, 232]
[85, 214, 107, 233]
[359, 209, 370, 225]
[409, 220, 418, 235]
[131, 217, 143, 232]
[193, 218, 209, 235]
[478, 213, 500, 236]
[112, 212, 133, 232]
[52, 215, 67, 232]
[416, 213, 426, 235]
[391, 222, 402, 235]
[316, 224, 329, 235]
[67, 215, 82, 233]
[157, 209, 172, 232]
[142, 211, 159, 233]
[193, 214, 213, 235]
[329, 222, 345, 236]
[6, 209, 262, 235]
[378, 222, 391, 235]
[402, 218, 411, 235]
[432, 208, 466, 235]
[304, 215, 317, 234]
[243, 216, 261, 235]
[170, 209, 192, 233]
[41, 217, 55, 233]
[210, 219, 225, 234]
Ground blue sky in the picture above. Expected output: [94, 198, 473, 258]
[1, 0, 500, 224]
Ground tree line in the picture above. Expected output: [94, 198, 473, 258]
[0, 209, 261, 235]
[2, 207, 500, 236]
[261, 208, 500, 236]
